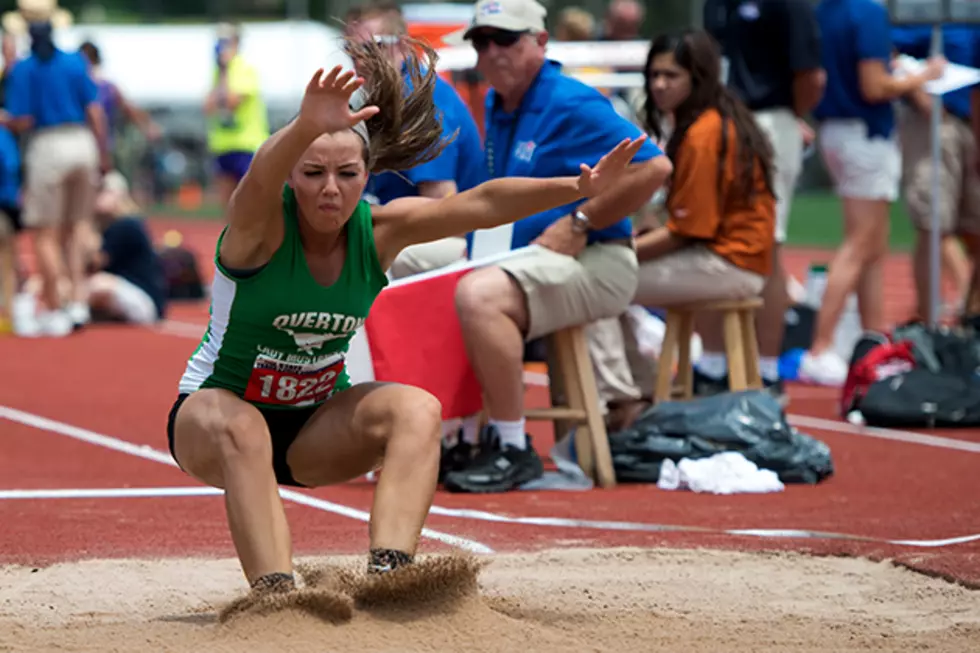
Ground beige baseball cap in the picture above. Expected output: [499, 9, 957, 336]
[443, 0, 547, 46]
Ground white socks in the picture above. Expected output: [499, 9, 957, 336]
[488, 418, 527, 450]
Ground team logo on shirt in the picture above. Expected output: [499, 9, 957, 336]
[514, 140, 536, 163]
[272, 312, 366, 355]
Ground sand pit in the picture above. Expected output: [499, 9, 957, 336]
[1, 547, 978, 652]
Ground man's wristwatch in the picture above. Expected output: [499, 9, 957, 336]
[570, 209, 593, 234]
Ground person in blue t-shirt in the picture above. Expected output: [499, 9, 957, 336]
[436, 0, 672, 494]
[3, 8, 111, 336]
[351, 6, 486, 278]
[801, 0, 943, 386]
[892, 25, 980, 323]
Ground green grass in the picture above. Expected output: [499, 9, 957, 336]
[785, 192, 916, 251]
[146, 190, 919, 251]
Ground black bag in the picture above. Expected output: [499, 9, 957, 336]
[851, 324, 980, 427]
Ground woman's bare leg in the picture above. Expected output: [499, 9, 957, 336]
[172, 389, 292, 585]
[287, 382, 443, 565]
[810, 196, 890, 354]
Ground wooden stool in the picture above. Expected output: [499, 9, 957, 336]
[654, 298, 764, 402]
[524, 325, 617, 488]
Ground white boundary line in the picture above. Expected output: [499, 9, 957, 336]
[3, 406, 979, 551]
[0, 405, 493, 555]
[787, 414, 980, 454]
[0, 487, 222, 499]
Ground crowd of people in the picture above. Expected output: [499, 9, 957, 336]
[0, 0, 167, 337]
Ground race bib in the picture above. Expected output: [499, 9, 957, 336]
[244, 352, 345, 407]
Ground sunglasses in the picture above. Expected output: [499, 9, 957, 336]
[470, 29, 527, 53]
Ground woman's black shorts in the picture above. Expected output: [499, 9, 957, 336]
[166, 393, 319, 487]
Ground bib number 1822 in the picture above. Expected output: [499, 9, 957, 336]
[244, 359, 345, 406]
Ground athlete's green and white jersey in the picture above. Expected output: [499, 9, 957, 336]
[178, 187, 388, 409]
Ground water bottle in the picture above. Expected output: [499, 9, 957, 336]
[804, 264, 828, 309]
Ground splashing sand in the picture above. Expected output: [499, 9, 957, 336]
[2, 548, 978, 652]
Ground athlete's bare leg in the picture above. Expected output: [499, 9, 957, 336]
[172, 389, 293, 584]
[287, 382, 443, 562]
[172, 383, 442, 585]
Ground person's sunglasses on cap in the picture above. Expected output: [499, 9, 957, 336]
[469, 29, 528, 52]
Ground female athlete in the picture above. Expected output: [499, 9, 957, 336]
[167, 38, 646, 600]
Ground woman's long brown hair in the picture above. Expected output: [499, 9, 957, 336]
[344, 36, 456, 174]
[643, 30, 774, 202]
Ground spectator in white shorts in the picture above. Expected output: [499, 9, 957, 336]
[435, 0, 672, 494]
[703, 0, 825, 399]
[85, 171, 167, 325]
[2, 0, 110, 336]
[893, 25, 980, 322]
[804, 0, 943, 385]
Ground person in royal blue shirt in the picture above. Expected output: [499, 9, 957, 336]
[436, 0, 672, 493]
[3, 6, 110, 337]
[800, 0, 943, 386]
[892, 25, 980, 323]
[352, 6, 486, 278]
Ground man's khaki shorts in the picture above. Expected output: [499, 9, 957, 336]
[497, 242, 638, 341]
[389, 236, 639, 342]
[22, 126, 99, 229]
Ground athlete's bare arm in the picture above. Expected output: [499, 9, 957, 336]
[371, 135, 647, 269]
[220, 67, 379, 270]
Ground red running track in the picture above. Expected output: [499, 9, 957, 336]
[0, 219, 978, 588]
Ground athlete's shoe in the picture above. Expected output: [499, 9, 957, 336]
[443, 429, 543, 493]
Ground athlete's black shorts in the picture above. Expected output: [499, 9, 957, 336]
[166, 393, 320, 487]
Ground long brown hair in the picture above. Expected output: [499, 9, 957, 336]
[643, 30, 774, 202]
[344, 36, 455, 174]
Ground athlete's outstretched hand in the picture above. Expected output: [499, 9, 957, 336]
[576, 135, 649, 198]
[297, 66, 380, 136]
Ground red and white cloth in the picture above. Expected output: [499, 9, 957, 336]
[346, 246, 537, 425]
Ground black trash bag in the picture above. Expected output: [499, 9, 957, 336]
[608, 390, 834, 485]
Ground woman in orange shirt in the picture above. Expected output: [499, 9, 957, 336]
[632, 30, 777, 393]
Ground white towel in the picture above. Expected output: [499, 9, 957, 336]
[657, 452, 784, 495]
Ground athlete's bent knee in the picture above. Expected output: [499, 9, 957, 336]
[215, 408, 272, 466]
[177, 392, 271, 483]
[358, 386, 443, 451]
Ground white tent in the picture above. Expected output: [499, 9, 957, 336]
[44, 21, 349, 109]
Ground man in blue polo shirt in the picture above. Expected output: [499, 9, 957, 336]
[4, 3, 110, 337]
[893, 25, 980, 323]
[439, 0, 672, 493]
[801, 0, 942, 385]
[353, 4, 486, 278]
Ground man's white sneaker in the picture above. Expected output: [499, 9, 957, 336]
[799, 349, 849, 387]
[66, 302, 91, 329]
[36, 310, 74, 337]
